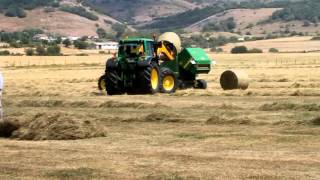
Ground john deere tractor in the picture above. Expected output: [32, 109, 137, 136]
[98, 32, 212, 95]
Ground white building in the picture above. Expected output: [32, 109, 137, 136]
[68, 36, 81, 41]
[33, 34, 49, 41]
[94, 42, 118, 50]
[33, 34, 56, 42]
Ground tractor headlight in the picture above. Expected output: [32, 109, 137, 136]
[190, 59, 196, 65]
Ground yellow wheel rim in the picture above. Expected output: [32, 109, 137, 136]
[151, 68, 159, 90]
[163, 75, 174, 91]
[100, 79, 106, 90]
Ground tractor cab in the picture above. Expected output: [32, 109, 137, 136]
[118, 38, 155, 60]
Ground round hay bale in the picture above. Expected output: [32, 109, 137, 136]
[220, 70, 249, 90]
[157, 32, 182, 53]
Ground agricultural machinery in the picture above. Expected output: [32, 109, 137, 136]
[98, 32, 213, 95]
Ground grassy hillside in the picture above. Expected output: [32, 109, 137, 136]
[140, 0, 287, 30]
[1, 0, 319, 37]
[270, 0, 320, 23]
[0, 0, 58, 18]
[83, 0, 197, 23]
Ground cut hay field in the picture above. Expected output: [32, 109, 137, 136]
[220, 37, 320, 53]
[0, 53, 320, 179]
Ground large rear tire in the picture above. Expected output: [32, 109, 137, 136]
[105, 70, 124, 95]
[160, 68, 178, 94]
[137, 62, 160, 94]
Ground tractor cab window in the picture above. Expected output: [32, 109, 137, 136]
[145, 41, 154, 57]
[119, 42, 144, 58]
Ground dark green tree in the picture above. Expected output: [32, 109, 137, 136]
[74, 40, 89, 49]
[36, 46, 46, 56]
[25, 48, 34, 56]
[47, 45, 61, 56]
[231, 46, 248, 54]
[62, 39, 71, 47]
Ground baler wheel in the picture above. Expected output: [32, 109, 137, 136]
[194, 79, 207, 89]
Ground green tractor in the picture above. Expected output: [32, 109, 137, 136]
[98, 32, 212, 95]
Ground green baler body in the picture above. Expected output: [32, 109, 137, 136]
[177, 48, 211, 75]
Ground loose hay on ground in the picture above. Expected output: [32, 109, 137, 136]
[259, 102, 320, 111]
[143, 113, 185, 123]
[7, 113, 106, 140]
[206, 115, 253, 125]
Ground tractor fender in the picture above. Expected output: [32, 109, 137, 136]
[106, 58, 118, 71]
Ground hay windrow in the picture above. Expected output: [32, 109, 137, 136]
[259, 102, 320, 111]
[2, 113, 106, 140]
[98, 101, 167, 109]
[143, 113, 185, 123]
[13, 99, 167, 109]
[206, 115, 253, 125]
[296, 116, 320, 126]
[310, 117, 320, 125]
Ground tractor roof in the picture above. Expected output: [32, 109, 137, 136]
[120, 38, 154, 43]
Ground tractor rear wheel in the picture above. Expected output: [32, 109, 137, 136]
[160, 68, 177, 94]
[98, 75, 106, 91]
[105, 70, 124, 95]
[137, 62, 160, 94]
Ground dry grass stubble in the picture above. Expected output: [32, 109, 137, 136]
[0, 53, 320, 179]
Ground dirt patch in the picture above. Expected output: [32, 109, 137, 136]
[1, 113, 106, 140]
[206, 115, 253, 125]
[259, 102, 320, 111]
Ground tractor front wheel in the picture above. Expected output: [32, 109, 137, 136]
[98, 75, 106, 91]
[160, 68, 177, 94]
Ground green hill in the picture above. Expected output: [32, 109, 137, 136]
[0, 0, 58, 18]
[271, 0, 320, 23]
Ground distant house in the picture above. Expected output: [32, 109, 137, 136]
[33, 34, 49, 41]
[68, 36, 81, 41]
[238, 37, 245, 42]
[33, 34, 56, 42]
[94, 42, 118, 50]
[88, 36, 99, 40]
